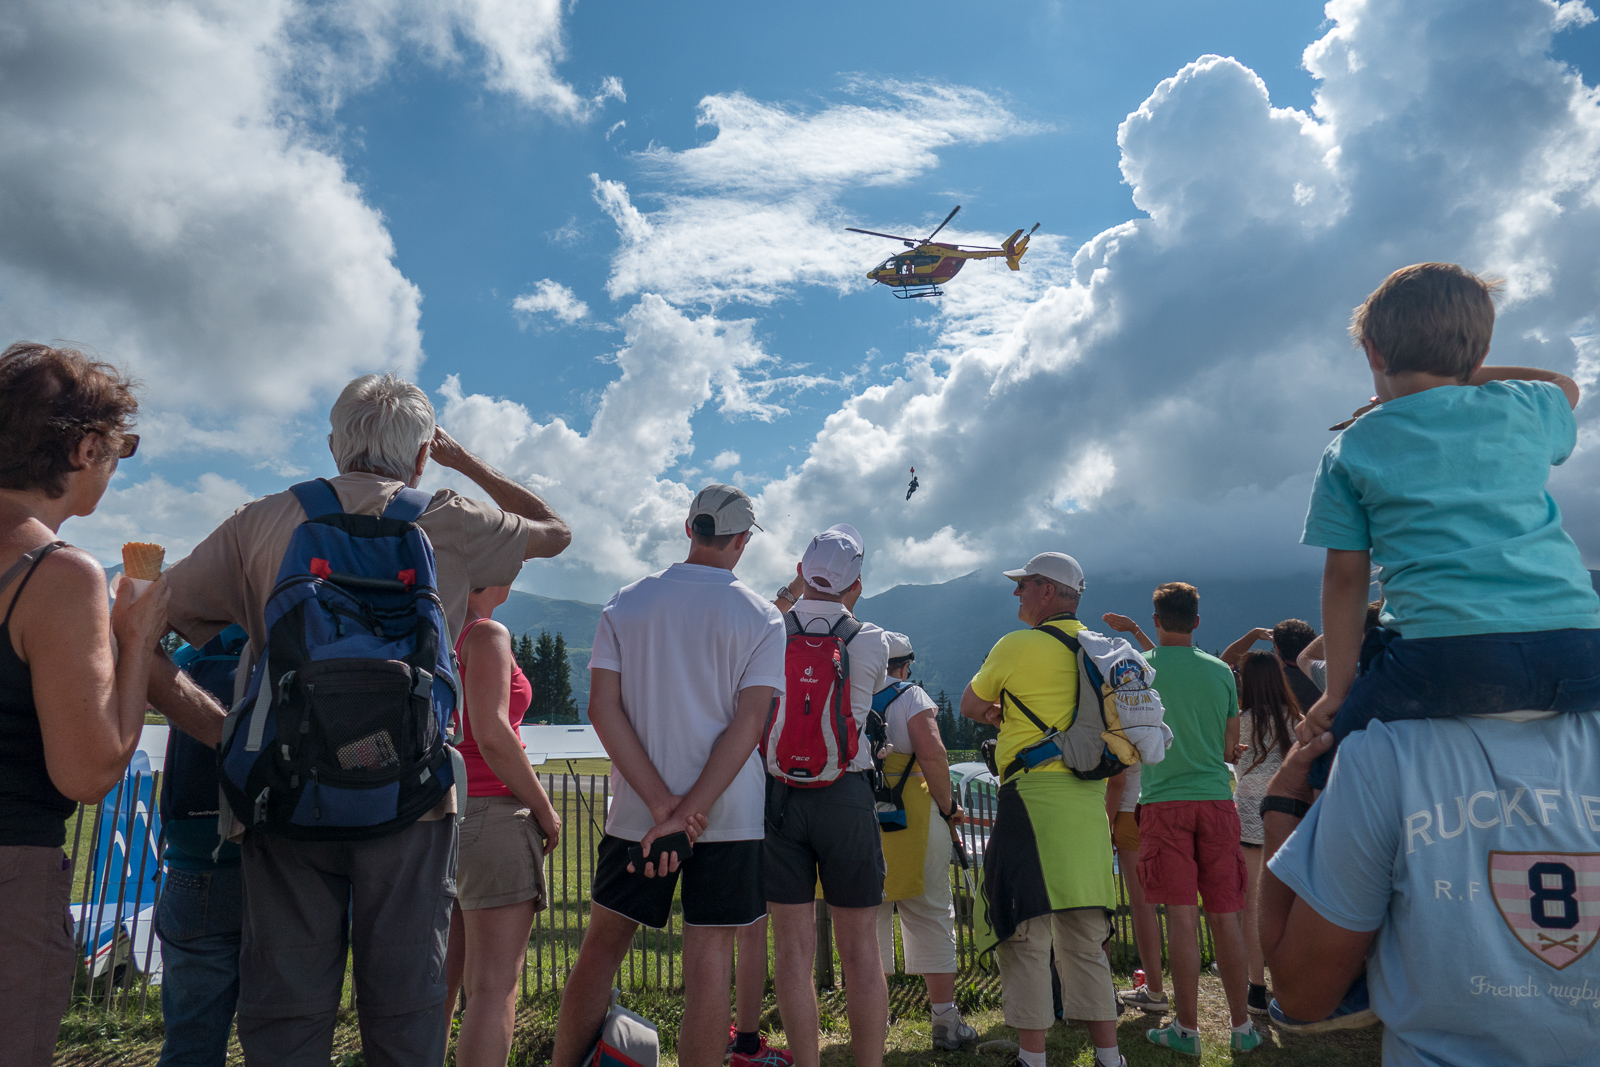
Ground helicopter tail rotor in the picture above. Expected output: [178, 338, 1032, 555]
[1004, 223, 1040, 271]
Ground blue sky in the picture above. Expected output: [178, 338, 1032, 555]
[339, 1, 1339, 484]
[5, 0, 1599, 602]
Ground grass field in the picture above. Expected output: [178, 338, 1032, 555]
[52, 972, 1382, 1066]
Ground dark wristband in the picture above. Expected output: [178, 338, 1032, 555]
[1259, 795, 1311, 820]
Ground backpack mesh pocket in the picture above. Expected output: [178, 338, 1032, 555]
[299, 658, 416, 777]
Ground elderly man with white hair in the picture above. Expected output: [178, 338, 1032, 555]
[158, 374, 570, 1067]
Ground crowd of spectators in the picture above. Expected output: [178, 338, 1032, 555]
[2, 257, 1598, 1067]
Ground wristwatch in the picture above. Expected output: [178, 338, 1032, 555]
[1259, 796, 1312, 820]
[775, 585, 798, 604]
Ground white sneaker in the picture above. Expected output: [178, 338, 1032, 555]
[931, 1008, 979, 1050]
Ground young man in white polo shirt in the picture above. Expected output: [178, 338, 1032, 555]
[766, 524, 892, 1067]
[551, 485, 786, 1067]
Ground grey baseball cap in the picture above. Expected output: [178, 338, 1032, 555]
[688, 483, 762, 535]
[1002, 551, 1087, 593]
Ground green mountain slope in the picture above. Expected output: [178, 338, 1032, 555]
[492, 591, 603, 714]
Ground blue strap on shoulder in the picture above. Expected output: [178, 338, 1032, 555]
[382, 486, 432, 523]
[872, 680, 912, 715]
[290, 479, 343, 520]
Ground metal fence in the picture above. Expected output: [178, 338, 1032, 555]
[65, 764, 1214, 1022]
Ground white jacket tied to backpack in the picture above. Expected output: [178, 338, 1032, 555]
[1073, 629, 1173, 766]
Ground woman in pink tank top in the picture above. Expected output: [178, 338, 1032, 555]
[443, 585, 561, 1067]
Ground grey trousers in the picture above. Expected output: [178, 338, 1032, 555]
[236, 818, 457, 1067]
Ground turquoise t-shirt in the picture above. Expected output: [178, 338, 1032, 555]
[1140, 646, 1237, 804]
[1301, 380, 1599, 639]
[1269, 714, 1600, 1067]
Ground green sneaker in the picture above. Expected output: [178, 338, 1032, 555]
[1231, 1025, 1264, 1052]
[1146, 1023, 1200, 1056]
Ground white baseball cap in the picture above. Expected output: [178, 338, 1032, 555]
[884, 632, 914, 659]
[687, 483, 761, 535]
[1002, 551, 1087, 593]
[801, 523, 864, 592]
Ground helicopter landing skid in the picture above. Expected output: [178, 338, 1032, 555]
[891, 283, 944, 299]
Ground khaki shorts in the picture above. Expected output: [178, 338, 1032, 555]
[996, 908, 1117, 1029]
[457, 795, 548, 911]
[1112, 809, 1140, 852]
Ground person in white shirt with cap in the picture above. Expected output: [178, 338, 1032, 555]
[552, 485, 786, 1067]
[870, 631, 978, 1050]
[766, 524, 891, 1067]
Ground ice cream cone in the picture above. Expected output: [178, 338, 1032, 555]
[122, 542, 165, 581]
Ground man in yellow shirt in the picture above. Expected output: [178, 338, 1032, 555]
[961, 553, 1125, 1067]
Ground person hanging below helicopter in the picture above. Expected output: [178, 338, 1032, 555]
[906, 469, 920, 501]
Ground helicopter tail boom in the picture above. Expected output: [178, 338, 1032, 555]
[1004, 223, 1041, 271]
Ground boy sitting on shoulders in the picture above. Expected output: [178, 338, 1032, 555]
[1299, 262, 1600, 789]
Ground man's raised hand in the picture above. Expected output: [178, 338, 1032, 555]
[1101, 612, 1139, 633]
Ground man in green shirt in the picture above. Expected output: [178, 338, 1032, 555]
[1102, 582, 1259, 1056]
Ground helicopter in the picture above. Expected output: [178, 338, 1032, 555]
[846, 206, 1040, 299]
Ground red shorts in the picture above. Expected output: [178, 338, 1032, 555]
[1135, 800, 1247, 911]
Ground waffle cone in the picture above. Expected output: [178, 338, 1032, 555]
[122, 542, 165, 581]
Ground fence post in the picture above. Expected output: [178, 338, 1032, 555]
[814, 900, 834, 989]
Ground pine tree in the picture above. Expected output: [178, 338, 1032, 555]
[547, 632, 579, 723]
[525, 629, 580, 723]
[513, 633, 537, 678]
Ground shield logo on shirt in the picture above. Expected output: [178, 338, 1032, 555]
[1488, 851, 1600, 970]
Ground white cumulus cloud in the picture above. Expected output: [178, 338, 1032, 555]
[513, 280, 590, 325]
[473, 0, 1600, 601]
[594, 81, 1039, 307]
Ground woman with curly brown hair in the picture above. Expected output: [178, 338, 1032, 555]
[0, 342, 173, 1067]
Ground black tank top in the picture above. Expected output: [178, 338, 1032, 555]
[0, 542, 78, 847]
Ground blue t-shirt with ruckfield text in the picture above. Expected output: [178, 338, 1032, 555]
[1300, 380, 1599, 639]
[1269, 714, 1600, 1067]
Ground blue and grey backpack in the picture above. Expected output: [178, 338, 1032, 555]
[217, 479, 462, 841]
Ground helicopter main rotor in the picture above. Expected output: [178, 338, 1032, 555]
[846, 204, 962, 248]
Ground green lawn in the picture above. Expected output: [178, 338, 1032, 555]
[52, 973, 1382, 1066]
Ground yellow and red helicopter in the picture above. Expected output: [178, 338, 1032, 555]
[847, 205, 1039, 299]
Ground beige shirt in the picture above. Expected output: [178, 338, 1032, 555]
[165, 471, 534, 656]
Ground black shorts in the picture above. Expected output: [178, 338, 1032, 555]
[591, 835, 764, 929]
[763, 771, 886, 909]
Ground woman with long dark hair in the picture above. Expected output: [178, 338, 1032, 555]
[1232, 649, 1302, 1017]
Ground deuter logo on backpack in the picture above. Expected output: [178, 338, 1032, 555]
[762, 612, 864, 788]
[217, 479, 462, 841]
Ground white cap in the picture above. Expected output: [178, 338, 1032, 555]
[1002, 551, 1086, 593]
[688, 483, 761, 535]
[884, 632, 914, 659]
[801, 523, 864, 592]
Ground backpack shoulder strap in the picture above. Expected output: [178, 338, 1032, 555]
[871, 680, 911, 715]
[1034, 622, 1081, 654]
[783, 610, 803, 637]
[383, 486, 433, 523]
[829, 615, 864, 644]
[290, 479, 343, 520]
[1035, 623, 1105, 692]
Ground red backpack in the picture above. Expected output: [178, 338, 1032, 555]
[762, 612, 864, 788]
